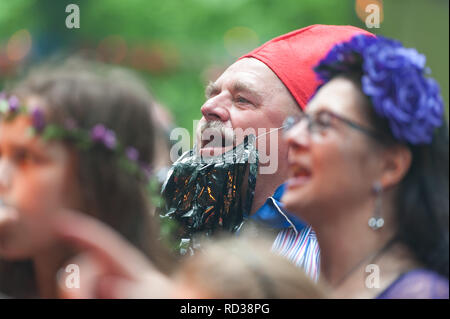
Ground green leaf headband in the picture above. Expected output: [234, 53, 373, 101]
[0, 92, 153, 181]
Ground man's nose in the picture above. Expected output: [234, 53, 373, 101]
[200, 95, 230, 122]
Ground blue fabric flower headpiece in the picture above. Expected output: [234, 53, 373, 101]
[315, 34, 444, 145]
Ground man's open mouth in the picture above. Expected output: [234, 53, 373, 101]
[200, 128, 235, 150]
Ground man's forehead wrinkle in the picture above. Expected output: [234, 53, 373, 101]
[238, 58, 287, 87]
[231, 80, 259, 94]
[204, 60, 287, 102]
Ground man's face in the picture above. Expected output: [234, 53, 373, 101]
[196, 58, 300, 172]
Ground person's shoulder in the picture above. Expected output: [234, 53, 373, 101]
[378, 269, 449, 299]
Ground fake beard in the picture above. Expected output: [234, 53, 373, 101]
[160, 135, 258, 255]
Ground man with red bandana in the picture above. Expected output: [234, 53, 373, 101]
[193, 25, 372, 280]
[51, 25, 373, 298]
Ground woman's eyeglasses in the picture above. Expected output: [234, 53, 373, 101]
[283, 110, 381, 140]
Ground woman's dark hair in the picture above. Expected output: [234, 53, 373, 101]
[345, 75, 449, 279]
[0, 59, 175, 297]
[396, 125, 449, 279]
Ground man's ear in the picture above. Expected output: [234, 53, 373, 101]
[379, 145, 412, 190]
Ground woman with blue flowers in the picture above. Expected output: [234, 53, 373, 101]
[282, 34, 449, 298]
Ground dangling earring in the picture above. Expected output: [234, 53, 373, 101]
[368, 181, 384, 230]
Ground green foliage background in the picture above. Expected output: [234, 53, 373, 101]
[0, 0, 448, 134]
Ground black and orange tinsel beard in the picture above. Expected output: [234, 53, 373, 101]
[160, 135, 258, 255]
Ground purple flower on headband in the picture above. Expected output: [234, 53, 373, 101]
[103, 130, 116, 149]
[91, 124, 107, 141]
[315, 35, 379, 82]
[30, 107, 46, 132]
[315, 34, 444, 145]
[140, 163, 153, 180]
[125, 147, 139, 162]
[362, 38, 443, 144]
[90, 124, 117, 150]
[8, 96, 20, 113]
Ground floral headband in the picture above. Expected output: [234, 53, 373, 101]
[0, 92, 153, 180]
[314, 34, 444, 145]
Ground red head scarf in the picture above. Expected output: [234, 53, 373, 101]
[239, 24, 373, 109]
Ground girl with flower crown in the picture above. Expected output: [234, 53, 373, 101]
[0, 60, 174, 298]
[282, 35, 449, 298]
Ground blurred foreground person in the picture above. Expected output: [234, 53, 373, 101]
[54, 210, 325, 299]
[282, 35, 449, 298]
[174, 237, 325, 298]
[0, 60, 173, 298]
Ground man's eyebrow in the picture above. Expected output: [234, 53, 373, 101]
[205, 81, 220, 98]
[204, 80, 263, 101]
[232, 81, 263, 101]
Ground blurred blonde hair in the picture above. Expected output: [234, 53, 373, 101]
[174, 234, 326, 299]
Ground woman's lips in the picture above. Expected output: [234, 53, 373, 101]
[286, 175, 311, 189]
[286, 164, 312, 189]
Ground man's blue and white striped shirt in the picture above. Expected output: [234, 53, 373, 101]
[249, 184, 320, 281]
